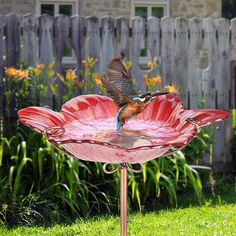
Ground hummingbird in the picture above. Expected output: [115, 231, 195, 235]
[99, 57, 168, 131]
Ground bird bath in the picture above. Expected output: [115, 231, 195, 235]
[18, 94, 230, 236]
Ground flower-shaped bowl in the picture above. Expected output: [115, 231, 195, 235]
[18, 94, 230, 164]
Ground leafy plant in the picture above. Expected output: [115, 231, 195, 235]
[0, 57, 217, 226]
[0, 131, 109, 226]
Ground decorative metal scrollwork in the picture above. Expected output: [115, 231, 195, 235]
[103, 163, 143, 174]
[186, 117, 202, 126]
[43, 126, 65, 138]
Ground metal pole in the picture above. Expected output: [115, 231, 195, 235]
[103, 162, 143, 236]
[120, 163, 127, 236]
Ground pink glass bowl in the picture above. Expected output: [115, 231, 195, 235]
[18, 94, 230, 164]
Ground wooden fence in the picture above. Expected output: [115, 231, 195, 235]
[0, 13, 235, 171]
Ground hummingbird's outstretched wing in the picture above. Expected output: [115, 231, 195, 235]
[98, 74, 134, 108]
[108, 57, 137, 96]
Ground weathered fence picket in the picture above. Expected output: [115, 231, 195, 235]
[71, 15, 84, 71]
[188, 18, 203, 109]
[54, 14, 70, 75]
[84, 16, 100, 72]
[175, 17, 189, 107]
[147, 17, 160, 61]
[161, 17, 175, 86]
[230, 19, 236, 109]
[131, 17, 145, 91]
[0, 14, 235, 170]
[202, 18, 217, 109]
[39, 14, 53, 65]
[5, 13, 20, 133]
[100, 16, 115, 73]
[22, 14, 38, 66]
[214, 19, 231, 166]
[6, 13, 20, 68]
[217, 18, 230, 110]
[116, 17, 130, 61]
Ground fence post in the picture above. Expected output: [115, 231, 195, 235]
[230, 19, 236, 109]
[175, 17, 189, 107]
[213, 18, 232, 169]
[71, 15, 84, 71]
[131, 17, 145, 92]
[116, 16, 130, 61]
[188, 17, 203, 109]
[202, 18, 217, 109]
[39, 14, 54, 65]
[22, 14, 38, 66]
[84, 16, 100, 72]
[160, 17, 175, 86]
[54, 14, 69, 75]
[71, 15, 84, 95]
[100, 16, 115, 73]
[39, 14, 54, 107]
[147, 17, 160, 62]
[5, 13, 20, 136]
[6, 13, 20, 68]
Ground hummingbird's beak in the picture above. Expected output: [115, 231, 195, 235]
[152, 91, 169, 96]
[149, 91, 169, 102]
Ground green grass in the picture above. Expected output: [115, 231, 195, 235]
[1, 177, 235, 236]
[1, 203, 235, 236]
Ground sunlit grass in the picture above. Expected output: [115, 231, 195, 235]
[1, 203, 235, 236]
[1, 175, 235, 235]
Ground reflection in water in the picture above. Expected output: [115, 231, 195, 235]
[95, 129, 154, 148]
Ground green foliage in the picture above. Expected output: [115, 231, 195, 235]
[0, 127, 213, 225]
[1, 203, 236, 235]
[1, 58, 217, 226]
[0, 132, 109, 226]
[127, 151, 204, 210]
[183, 127, 215, 164]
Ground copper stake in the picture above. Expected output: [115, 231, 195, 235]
[120, 163, 127, 236]
[103, 163, 143, 236]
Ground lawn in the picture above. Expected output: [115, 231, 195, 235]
[1, 203, 235, 236]
[1, 177, 235, 236]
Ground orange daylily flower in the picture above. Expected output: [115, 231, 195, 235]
[5, 67, 28, 80]
[144, 74, 162, 88]
[16, 70, 28, 79]
[150, 75, 162, 85]
[5, 67, 16, 77]
[66, 69, 77, 82]
[34, 64, 45, 76]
